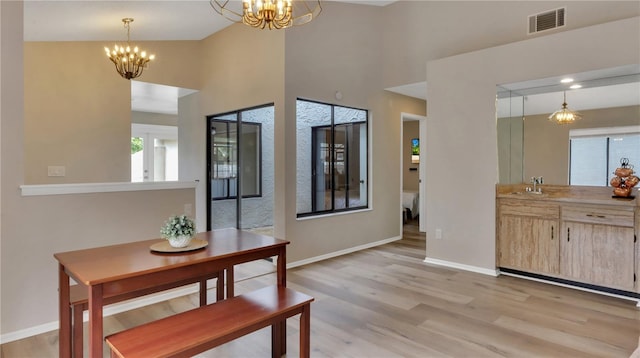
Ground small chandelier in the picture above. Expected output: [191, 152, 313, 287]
[210, 0, 322, 30]
[548, 91, 582, 125]
[105, 18, 155, 80]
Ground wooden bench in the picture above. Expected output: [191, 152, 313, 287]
[105, 285, 314, 358]
[69, 271, 225, 357]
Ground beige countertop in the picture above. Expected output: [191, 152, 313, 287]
[496, 184, 639, 207]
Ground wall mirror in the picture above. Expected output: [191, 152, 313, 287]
[497, 64, 640, 185]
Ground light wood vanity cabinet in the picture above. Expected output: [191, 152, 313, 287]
[498, 200, 560, 276]
[497, 187, 639, 295]
[560, 204, 636, 291]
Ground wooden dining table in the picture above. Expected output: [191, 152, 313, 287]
[55, 228, 289, 358]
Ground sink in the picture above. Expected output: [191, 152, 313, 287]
[510, 191, 544, 195]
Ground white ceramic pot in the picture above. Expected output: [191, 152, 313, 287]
[168, 235, 193, 248]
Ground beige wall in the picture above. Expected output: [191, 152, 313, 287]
[426, 17, 640, 271]
[2, 0, 639, 339]
[281, 2, 425, 261]
[403, 121, 420, 191]
[524, 105, 640, 185]
[199, 24, 285, 235]
[2, 3, 198, 335]
[23, 40, 201, 184]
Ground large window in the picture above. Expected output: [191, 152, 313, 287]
[570, 126, 640, 186]
[296, 99, 368, 216]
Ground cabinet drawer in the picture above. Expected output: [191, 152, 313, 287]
[499, 200, 559, 219]
[561, 205, 634, 227]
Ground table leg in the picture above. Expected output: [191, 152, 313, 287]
[277, 248, 287, 355]
[88, 284, 104, 357]
[300, 304, 311, 358]
[59, 264, 71, 358]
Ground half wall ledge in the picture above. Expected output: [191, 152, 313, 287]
[20, 181, 198, 196]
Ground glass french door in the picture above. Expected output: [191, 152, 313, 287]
[207, 105, 274, 231]
[131, 124, 178, 182]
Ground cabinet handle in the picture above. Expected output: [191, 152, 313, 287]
[567, 227, 570, 242]
[551, 226, 554, 240]
[586, 214, 606, 218]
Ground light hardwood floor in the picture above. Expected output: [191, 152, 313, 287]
[2, 219, 639, 357]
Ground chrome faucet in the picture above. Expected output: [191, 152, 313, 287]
[530, 176, 543, 193]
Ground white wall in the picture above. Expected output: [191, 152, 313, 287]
[425, 17, 640, 272]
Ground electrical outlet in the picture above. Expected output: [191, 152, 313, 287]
[48, 166, 66, 177]
[184, 204, 193, 216]
[435, 229, 442, 240]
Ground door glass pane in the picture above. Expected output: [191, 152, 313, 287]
[211, 121, 238, 229]
[297, 101, 332, 214]
[131, 137, 144, 182]
[240, 123, 261, 197]
[154, 138, 178, 181]
[334, 125, 346, 209]
[348, 122, 367, 207]
[238, 106, 271, 231]
[312, 127, 333, 211]
[335, 106, 368, 209]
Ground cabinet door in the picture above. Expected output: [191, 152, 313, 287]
[500, 216, 559, 276]
[561, 222, 635, 291]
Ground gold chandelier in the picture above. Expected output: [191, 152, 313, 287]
[210, 0, 322, 30]
[105, 18, 155, 80]
[548, 91, 582, 125]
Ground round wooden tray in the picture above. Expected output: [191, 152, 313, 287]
[150, 239, 208, 253]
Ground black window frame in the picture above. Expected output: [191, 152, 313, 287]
[206, 107, 266, 202]
[296, 98, 369, 218]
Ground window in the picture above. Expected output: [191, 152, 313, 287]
[296, 99, 368, 216]
[569, 126, 640, 186]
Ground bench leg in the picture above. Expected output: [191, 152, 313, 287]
[226, 267, 234, 298]
[215, 270, 225, 301]
[300, 304, 311, 358]
[72, 304, 84, 358]
[199, 280, 207, 307]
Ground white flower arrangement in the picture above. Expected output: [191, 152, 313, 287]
[160, 215, 195, 239]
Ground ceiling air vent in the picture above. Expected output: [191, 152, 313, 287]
[528, 7, 565, 34]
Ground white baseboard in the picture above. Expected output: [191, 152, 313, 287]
[1, 236, 402, 344]
[423, 257, 499, 277]
[0, 284, 199, 344]
[288, 235, 402, 269]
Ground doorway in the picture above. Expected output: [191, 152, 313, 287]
[400, 112, 426, 233]
[206, 104, 275, 232]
